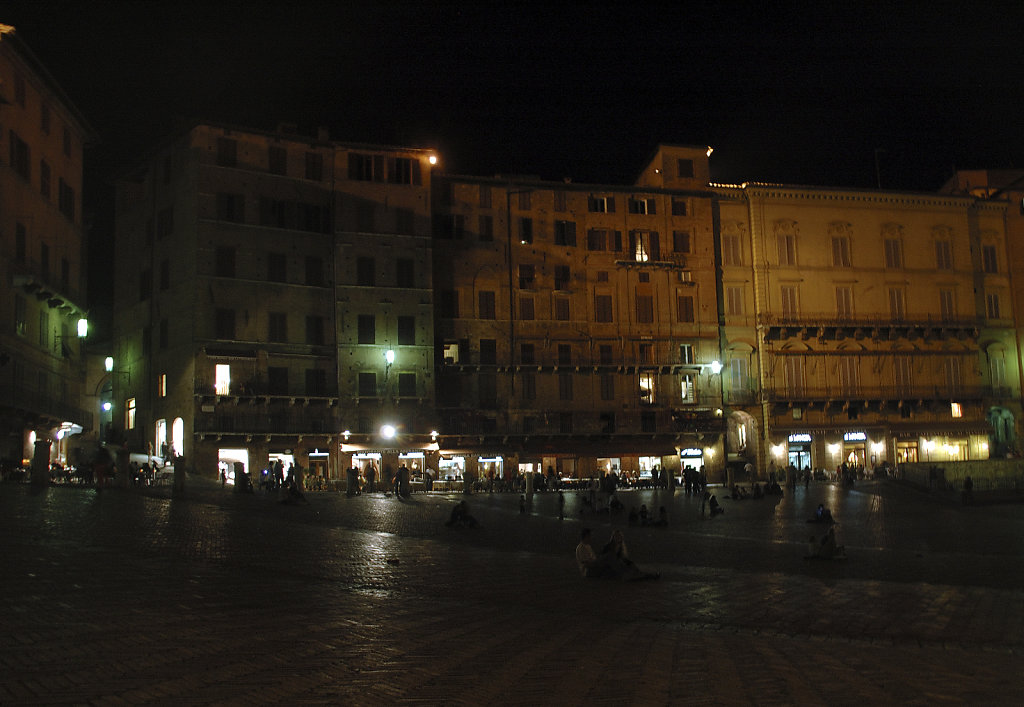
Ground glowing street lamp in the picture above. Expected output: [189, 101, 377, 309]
[380, 424, 396, 440]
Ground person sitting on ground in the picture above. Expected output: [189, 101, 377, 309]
[752, 483, 764, 499]
[809, 504, 834, 524]
[628, 506, 639, 526]
[817, 525, 846, 559]
[445, 500, 480, 528]
[575, 528, 614, 578]
[280, 477, 308, 504]
[708, 494, 724, 515]
[639, 504, 649, 525]
[650, 506, 668, 527]
[601, 529, 659, 580]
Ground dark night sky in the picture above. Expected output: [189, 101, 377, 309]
[6, 1, 1024, 333]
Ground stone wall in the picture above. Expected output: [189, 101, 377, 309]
[900, 459, 1024, 492]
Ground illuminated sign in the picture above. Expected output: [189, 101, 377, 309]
[844, 432, 867, 442]
[679, 447, 704, 457]
[788, 433, 812, 443]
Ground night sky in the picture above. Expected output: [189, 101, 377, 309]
[6, 1, 1024, 334]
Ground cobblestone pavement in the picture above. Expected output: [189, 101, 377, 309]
[2, 477, 1023, 705]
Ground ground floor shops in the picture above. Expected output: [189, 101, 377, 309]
[767, 425, 993, 479]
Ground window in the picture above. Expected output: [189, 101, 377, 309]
[215, 247, 236, 277]
[479, 185, 492, 208]
[396, 258, 414, 288]
[982, 245, 998, 273]
[638, 272, 650, 283]
[600, 374, 615, 400]
[215, 309, 236, 339]
[58, 179, 75, 220]
[986, 293, 1001, 319]
[478, 215, 493, 241]
[307, 368, 328, 396]
[673, 230, 691, 254]
[945, 358, 963, 394]
[397, 316, 415, 345]
[479, 291, 496, 319]
[554, 266, 570, 290]
[305, 256, 323, 286]
[39, 311, 49, 348]
[636, 295, 654, 323]
[628, 197, 656, 214]
[40, 159, 50, 199]
[520, 372, 536, 400]
[554, 191, 567, 212]
[305, 316, 324, 345]
[519, 264, 535, 289]
[630, 231, 659, 261]
[349, 152, 382, 181]
[439, 290, 459, 318]
[442, 342, 460, 365]
[838, 357, 859, 394]
[832, 236, 851, 267]
[519, 296, 535, 320]
[638, 343, 652, 364]
[726, 287, 744, 316]
[730, 358, 749, 391]
[269, 312, 287, 342]
[558, 344, 572, 366]
[991, 355, 1006, 388]
[888, 288, 906, 320]
[677, 295, 695, 323]
[269, 145, 287, 175]
[519, 217, 533, 244]
[939, 289, 956, 321]
[639, 372, 656, 404]
[216, 193, 245, 222]
[215, 365, 231, 395]
[520, 343, 535, 365]
[935, 240, 953, 270]
[158, 374, 167, 397]
[680, 373, 696, 403]
[884, 238, 903, 269]
[216, 137, 237, 167]
[588, 195, 615, 213]
[722, 234, 741, 266]
[356, 257, 375, 286]
[784, 357, 805, 395]
[358, 372, 377, 397]
[387, 156, 421, 185]
[268, 254, 287, 283]
[126, 398, 137, 430]
[559, 412, 573, 434]
[554, 220, 576, 246]
[680, 343, 694, 364]
[9, 130, 30, 180]
[778, 234, 796, 265]
[836, 287, 853, 318]
[894, 357, 913, 393]
[595, 294, 613, 323]
[671, 198, 688, 216]
[780, 285, 799, 318]
[14, 295, 26, 336]
[950, 402, 963, 419]
[597, 271, 609, 282]
[677, 159, 694, 178]
[398, 373, 416, 397]
[587, 229, 608, 251]
[357, 315, 375, 344]
[554, 297, 569, 321]
[559, 374, 573, 401]
[479, 339, 497, 365]
[305, 152, 323, 181]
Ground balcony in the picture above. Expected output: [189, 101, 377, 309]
[760, 313, 980, 343]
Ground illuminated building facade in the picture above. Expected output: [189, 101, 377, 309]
[713, 182, 1019, 475]
[0, 25, 93, 470]
[112, 124, 437, 483]
[431, 145, 724, 484]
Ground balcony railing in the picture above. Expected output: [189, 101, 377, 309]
[760, 312, 982, 342]
[762, 384, 993, 403]
[0, 380, 93, 430]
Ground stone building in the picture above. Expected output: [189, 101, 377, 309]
[0, 24, 94, 473]
[112, 123, 437, 485]
[431, 145, 725, 486]
[713, 181, 1019, 477]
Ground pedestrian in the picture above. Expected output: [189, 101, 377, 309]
[519, 494, 526, 514]
[558, 490, 565, 519]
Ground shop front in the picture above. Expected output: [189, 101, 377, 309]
[786, 433, 813, 472]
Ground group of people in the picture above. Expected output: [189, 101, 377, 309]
[575, 528, 660, 581]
